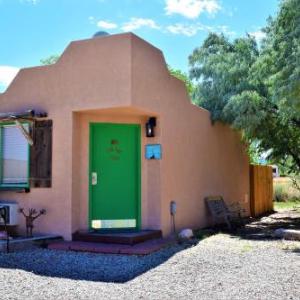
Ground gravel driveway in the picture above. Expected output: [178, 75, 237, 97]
[0, 233, 299, 300]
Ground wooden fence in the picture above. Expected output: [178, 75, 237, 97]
[250, 165, 273, 217]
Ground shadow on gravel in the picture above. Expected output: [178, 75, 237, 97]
[194, 210, 300, 247]
[0, 242, 196, 283]
[291, 248, 300, 255]
[225, 210, 300, 242]
[1, 211, 299, 283]
[282, 247, 300, 256]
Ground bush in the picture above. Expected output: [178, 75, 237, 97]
[274, 184, 289, 202]
[273, 177, 300, 202]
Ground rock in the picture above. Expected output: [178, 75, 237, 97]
[0, 231, 8, 240]
[178, 229, 194, 239]
[274, 228, 300, 240]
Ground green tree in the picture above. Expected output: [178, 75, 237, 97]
[168, 65, 195, 100]
[189, 0, 300, 175]
[261, 0, 300, 119]
[40, 54, 60, 65]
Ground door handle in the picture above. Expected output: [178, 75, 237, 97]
[91, 172, 97, 185]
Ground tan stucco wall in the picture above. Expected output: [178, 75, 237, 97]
[0, 33, 249, 239]
[0, 34, 132, 239]
[130, 35, 250, 234]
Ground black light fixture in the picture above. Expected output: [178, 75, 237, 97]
[146, 117, 156, 137]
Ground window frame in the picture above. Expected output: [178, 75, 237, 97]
[0, 121, 31, 189]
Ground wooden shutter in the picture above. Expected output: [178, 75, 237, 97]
[29, 120, 52, 188]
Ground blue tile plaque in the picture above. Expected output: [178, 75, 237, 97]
[145, 144, 161, 160]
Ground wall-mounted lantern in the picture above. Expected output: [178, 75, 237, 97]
[146, 117, 156, 138]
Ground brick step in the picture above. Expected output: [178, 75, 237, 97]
[48, 238, 174, 255]
[72, 229, 162, 245]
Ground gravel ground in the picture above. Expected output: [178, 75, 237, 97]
[0, 234, 299, 300]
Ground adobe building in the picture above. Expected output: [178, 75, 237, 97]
[0, 33, 250, 240]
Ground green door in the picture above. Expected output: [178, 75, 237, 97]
[89, 123, 141, 230]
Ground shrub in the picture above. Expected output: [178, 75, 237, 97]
[273, 177, 300, 202]
[274, 184, 289, 202]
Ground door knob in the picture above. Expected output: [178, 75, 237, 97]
[91, 172, 97, 185]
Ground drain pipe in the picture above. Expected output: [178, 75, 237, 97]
[170, 201, 177, 234]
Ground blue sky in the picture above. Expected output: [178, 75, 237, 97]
[0, 0, 279, 92]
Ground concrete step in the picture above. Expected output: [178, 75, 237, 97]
[0, 234, 62, 253]
[72, 229, 162, 245]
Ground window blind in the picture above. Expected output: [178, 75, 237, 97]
[1, 124, 29, 184]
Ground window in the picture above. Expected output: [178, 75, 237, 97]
[0, 123, 30, 188]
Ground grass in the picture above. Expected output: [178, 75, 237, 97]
[273, 177, 300, 211]
[240, 243, 253, 253]
[273, 177, 300, 201]
[274, 200, 300, 212]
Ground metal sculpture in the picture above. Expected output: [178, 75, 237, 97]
[19, 208, 46, 238]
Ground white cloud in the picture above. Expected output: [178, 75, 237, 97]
[88, 16, 95, 24]
[166, 22, 235, 37]
[166, 23, 200, 36]
[121, 18, 160, 31]
[88, 14, 236, 39]
[20, 0, 40, 4]
[97, 20, 118, 29]
[216, 25, 236, 37]
[226, 7, 238, 18]
[0, 66, 19, 89]
[165, 0, 221, 19]
[250, 30, 266, 42]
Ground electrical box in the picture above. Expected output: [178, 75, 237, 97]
[170, 201, 177, 215]
[0, 202, 19, 226]
[145, 144, 162, 160]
